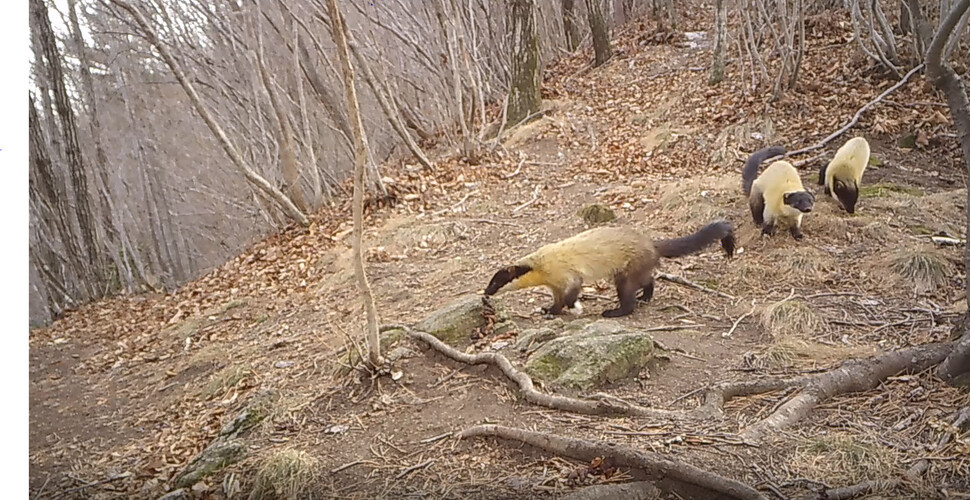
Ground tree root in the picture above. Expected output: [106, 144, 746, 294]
[396, 325, 687, 418]
[736, 342, 952, 442]
[786, 63, 924, 158]
[459, 424, 768, 500]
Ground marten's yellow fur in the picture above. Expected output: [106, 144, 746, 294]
[820, 137, 870, 214]
[749, 161, 815, 240]
[485, 222, 735, 318]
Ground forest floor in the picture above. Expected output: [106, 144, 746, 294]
[29, 9, 970, 500]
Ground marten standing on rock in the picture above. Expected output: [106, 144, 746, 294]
[484, 222, 735, 318]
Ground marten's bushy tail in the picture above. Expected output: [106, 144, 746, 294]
[656, 221, 735, 259]
[741, 145, 787, 195]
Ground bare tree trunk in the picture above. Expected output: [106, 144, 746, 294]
[66, 0, 137, 291]
[709, 0, 728, 85]
[110, 0, 309, 227]
[29, 95, 90, 301]
[925, 0, 970, 384]
[434, 0, 477, 159]
[341, 28, 435, 170]
[326, 0, 383, 368]
[256, 21, 309, 213]
[562, 0, 581, 51]
[507, 0, 542, 125]
[586, 0, 613, 67]
[32, 0, 103, 285]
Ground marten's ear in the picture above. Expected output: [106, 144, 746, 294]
[484, 265, 531, 295]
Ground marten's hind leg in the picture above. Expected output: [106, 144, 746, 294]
[639, 276, 655, 302]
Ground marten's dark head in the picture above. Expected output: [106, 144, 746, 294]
[485, 265, 531, 295]
[833, 180, 859, 214]
[783, 191, 815, 213]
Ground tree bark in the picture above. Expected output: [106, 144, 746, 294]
[562, 0, 581, 52]
[31, 0, 102, 282]
[507, 0, 542, 126]
[709, 0, 728, 84]
[585, 0, 612, 67]
[326, 0, 383, 368]
[110, 0, 309, 227]
[916, 0, 969, 383]
[256, 23, 309, 214]
[29, 94, 90, 301]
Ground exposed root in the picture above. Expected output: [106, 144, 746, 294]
[398, 325, 686, 418]
[738, 342, 953, 442]
[459, 424, 768, 500]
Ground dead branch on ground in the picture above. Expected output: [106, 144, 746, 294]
[459, 425, 768, 500]
[786, 64, 924, 158]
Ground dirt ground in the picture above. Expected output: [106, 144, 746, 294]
[29, 9, 970, 500]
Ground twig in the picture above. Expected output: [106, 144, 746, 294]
[725, 304, 757, 338]
[658, 273, 736, 300]
[331, 460, 377, 473]
[512, 185, 541, 213]
[670, 387, 708, 406]
[503, 158, 525, 179]
[786, 64, 924, 157]
[50, 472, 131, 498]
[420, 432, 453, 444]
[395, 459, 434, 479]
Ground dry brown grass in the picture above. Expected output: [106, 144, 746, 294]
[747, 340, 801, 370]
[659, 182, 729, 227]
[889, 249, 953, 295]
[792, 433, 899, 485]
[249, 449, 319, 500]
[761, 299, 824, 338]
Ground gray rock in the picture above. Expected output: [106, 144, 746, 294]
[562, 481, 661, 500]
[414, 294, 509, 346]
[525, 320, 659, 390]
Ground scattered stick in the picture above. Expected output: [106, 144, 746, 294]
[658, 273, 736, 300]
[395, 459, 434, 479]
[459, 425, 768, 500]
[503, 158, 526, 179]
[786, 64, 924, 157]
[512, 185, 542, 213]
[420, 432, 453, 444]
[724, 304, 757, 338]
[50, 472, 131, 498]
[331, 460, 375, 473]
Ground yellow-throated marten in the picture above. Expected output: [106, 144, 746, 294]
[819, 137, 870, 214]
[484, 222, 735, 318]
[742, 146, 815, 240]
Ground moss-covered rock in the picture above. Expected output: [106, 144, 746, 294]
[515, 326, 561, 352]
[175, 439, 246, 488]
[577, 204, 617, 226]
[525, 320, 656, 390]
[414, 294, 509, 347]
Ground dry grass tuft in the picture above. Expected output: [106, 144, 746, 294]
[202, 364, 252, 399]
[761, 299, 823, 338]
[766, 246, 836, 278]
[249, 449, 319, 500]
[792, 434, 898, 484]
[890, 249, 953, 295]
[747, 340, 802, 370]
[658, 183, 729, 226]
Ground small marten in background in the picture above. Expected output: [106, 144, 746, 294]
[484, 221, 735, 318]
[819, 137, 870, 214]
[742, 146, 815, 240]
